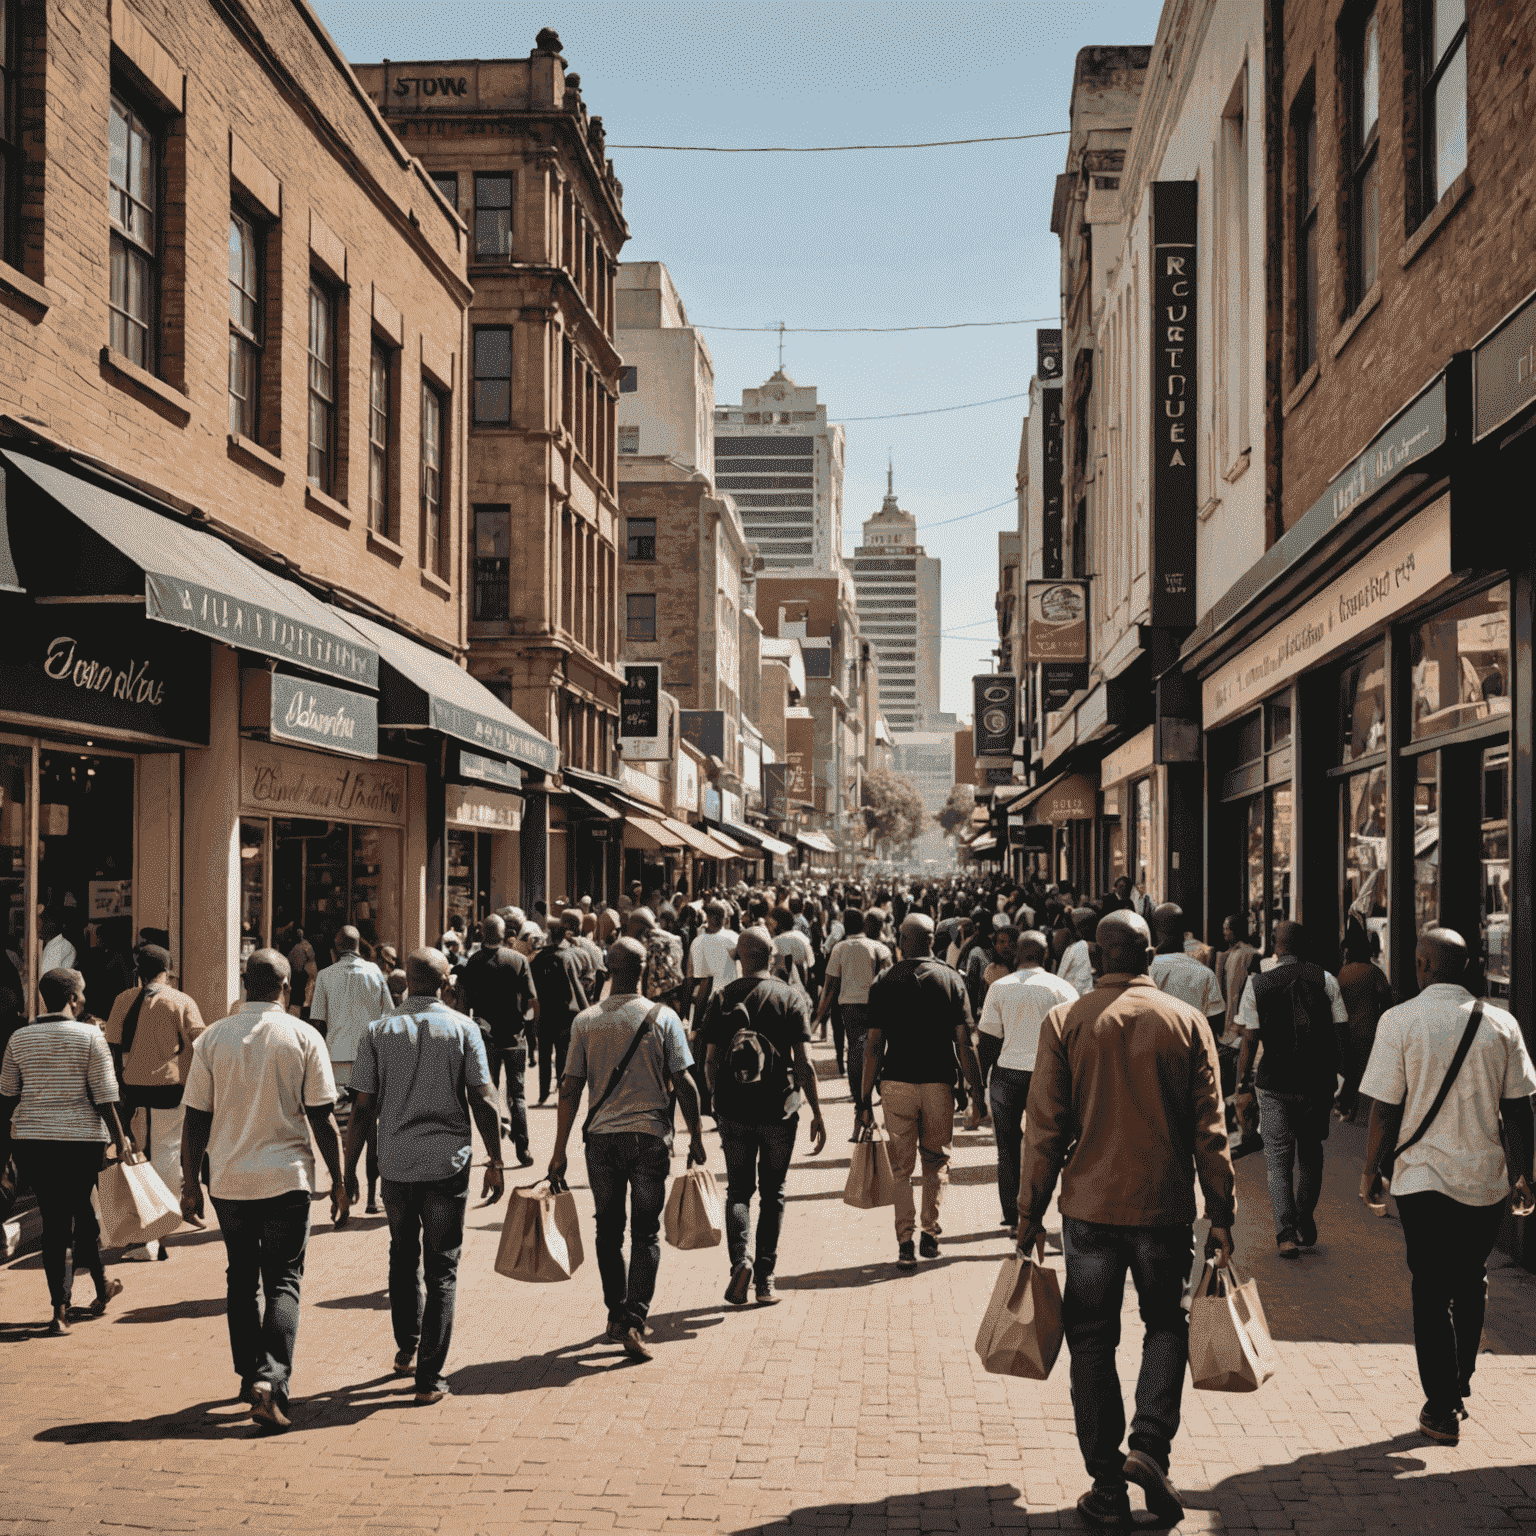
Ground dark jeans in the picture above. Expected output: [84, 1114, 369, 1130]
[498, 1043, 529, 1156]
[1396, 1190, 1507, 1413]
[13, 1140, 105, 1308]
[538, 1023, 571, 1103]
[1062, 1218, 1193, 1492]
[382, 1166, 470, 1394]
[211, 1189, 311, 1406]
[830, 1005, 845, 1071]
[336, 1087, 379, 1193]
[843, 1005, 869, 1105]
[718, 1117, 798, 1279]
[1257, 1089, 1326, 1238]
[988, 1066, 1032, 1224]
[585, 1131, 670, 1330]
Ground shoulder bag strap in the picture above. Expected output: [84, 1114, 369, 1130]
[1391, 1001, 1485, 1165]
[119, 985, 155, 1057]
[582, 1003, 664, 1139]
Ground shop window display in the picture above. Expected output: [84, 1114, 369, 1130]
[1413, 753, 1440, 936]
[1409, 582, 1509, 741]
[1481, 744, 1510, 997]
[1343, 765, 1389, 973]
[0, 742, 29, 1026]
[1339, 641, 1387, 762]
[257, 818, 403, 965]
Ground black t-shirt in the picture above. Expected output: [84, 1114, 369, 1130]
[458, 945, 536, 1049]
[701, 975, 811, 1125]
[530, 942, 590, 1031]
[869, 957, 973, 1086]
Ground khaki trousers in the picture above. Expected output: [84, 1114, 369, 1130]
[881, 1079, 954, 1242]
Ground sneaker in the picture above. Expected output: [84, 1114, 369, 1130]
[394, 1347, 416, 1376]
[1296, 1214, 1318, 1248]
[606, 1317, 653, 1342]
[1419, 1405, 1460, 1444]
[897, 1241, 917, 1269]
[1123, 1449, 1184, 1525]
[725, 1261, 754, 1307]
[755, 1276, 780, 1306]
[250, 1384, 290, 1432]
[414, 1389, 448, 1406]
[89, 1278, 124, 1317]
[919, 1232, 939, 1260]
[1075, 1486, 1132, 1528]
[621, 1326, 654, 1362]
[365, 1201, 381, 1216]
[1277, 1231, 1300, 1260]
[238, 1379, 256, 1404]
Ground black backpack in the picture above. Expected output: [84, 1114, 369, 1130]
[1252, 962, 1338, 1094]
[718, 981, 793, 1118]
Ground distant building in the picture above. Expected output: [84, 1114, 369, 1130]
[889, 728, 957, 867]
[616, 262, 714, 475]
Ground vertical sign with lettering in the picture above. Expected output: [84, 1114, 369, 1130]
[1149, 181, 1198, 627]
[621, 665, 660, 738]
[1041, 384, 1064, 580]
[1036, 328, 1062, 384]
[972, 675, 1018, 757]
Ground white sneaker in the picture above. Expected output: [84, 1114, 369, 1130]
[123, 1241, 160, 1263]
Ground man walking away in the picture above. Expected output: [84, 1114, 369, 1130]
[1234, 920, 1350, 1257]
[309, 926, 391, 1212]
[549, 937, 705, 1361]
[180, 951, 348, 1431]
[103, 944, 205, 1256]
[687, 899, 740, 1118]
[1358, 927, 1536, 1445]
[860, 914, 984, 1268]
[1020, 912, 1234, 1529]
[628, 906, 689, 1015]
[344, 948, 506, 1405]
[531, 923, 591, 1104]
[817, 910, 891, 1103]
[1149, 904, 1228, 1126]
[1057, 908, 1098, 998]
[458, 915, 538, 1168]
[977, 931, 1077, 1233]
[703, 926, 827, 1306]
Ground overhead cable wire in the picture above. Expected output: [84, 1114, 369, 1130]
[914, 496, 1016, 529]
[840, 393, 1027, 423]
[699, 317, 1057, 334]
[608, 130, 1069, 153]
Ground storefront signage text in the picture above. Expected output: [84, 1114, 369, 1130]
[1307, 378, 1447, 531]
[446, 783, 521, 831]
[972, 675, 1017, 756]
[1036, 773, 1095, 824]
[1473, 286, 1536, 441]
[1025, 580, 1089, 663]
[1041, 385, 1064, 578]
[1202, 495, 1453, 728]
[428, 696, 559, 774]
[456, 750, 521, 790]
[44, 634, 164, 706]
[269, 673, 379, 761]
[241, 740, 406, 826]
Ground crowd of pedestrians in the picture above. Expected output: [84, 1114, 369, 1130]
[2, 866, 1534, 1528]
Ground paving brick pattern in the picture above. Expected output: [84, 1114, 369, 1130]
[4, 1044, 1536, 1534]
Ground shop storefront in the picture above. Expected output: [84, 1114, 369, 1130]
[1098, 728, 1162, 909]
[1020, 770, 1098, 895]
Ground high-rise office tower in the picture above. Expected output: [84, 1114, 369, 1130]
[852, 471, 941, 733]
[713, 371, 845, 573]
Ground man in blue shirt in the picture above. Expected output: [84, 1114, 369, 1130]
[344, 949, 505, 1404]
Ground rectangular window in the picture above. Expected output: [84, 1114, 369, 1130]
[368, 343, 392, 534]
[1347, 8, 1380, 307]
[108, 91, 157, 369]
[472, 504, 510, 621]
[1422, 0, 1468, 207]
[1294, 88, 1319, 378]
[307, 278, 336, 492]
[626, 592, 657, 641]
[421, 382, 444, 574]
[431, 170, 458, 209]
[228, 209, 261, 438]
[1409, 581, 1509, 740]
[473, 173, 511, 260]
[619, 365, 638, 393]
[473, 326, 511, 425]
[0, 0, 19, 269]
[626, 517, 656, 560]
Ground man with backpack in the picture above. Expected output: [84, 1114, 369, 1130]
[1233, 920, 1351, 1258]
[530, 921, 591, 1106]
[702, 926, 827, 1307]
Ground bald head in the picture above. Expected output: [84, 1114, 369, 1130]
[1072, 906, 1099, 942]
[627, 907, 656, 938]
[1095, 910, 1152, 976]
[335, 925, 361, 954]
[607, 935, 647, 993]
[244, 948, 291, 1003]
[481, 914, 505, 947]
[1016, 930, 1050, 966]
[736, 925, 775, 976]
[405, 947, 450, 998]
[899, 912, 934, 959]
[1150, 903, 1185, 949]
[1417, 926, 1470, 985]
[1273, 920, 1306, 960]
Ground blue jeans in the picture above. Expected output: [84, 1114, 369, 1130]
[382, 1166, 470, 1394]
[585, 1131, 670, 1329]
[212, 1190, 311, 1407]
[1062, 1218, 1193, 1492]
[718, 1117, 798, 1278]
[988, 1066, 1032, 1224]
[1256, 1089, 1326, 1239]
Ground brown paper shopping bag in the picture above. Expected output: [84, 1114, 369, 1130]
[664, 1167, 725, 1249]
[973, 1239, 1064, 1380]
[1189, 1260, 1279, 1392]
[842, 1124, 899, 1209]
[495, 1179, 585, 1282]
[95, 1153, 182, 1249]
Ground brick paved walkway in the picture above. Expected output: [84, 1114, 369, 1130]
[4, 1042, 1536, 1534]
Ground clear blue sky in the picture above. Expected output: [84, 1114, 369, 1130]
[315, 0, 1161, 716]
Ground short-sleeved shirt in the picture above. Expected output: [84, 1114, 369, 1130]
[702, 975, 811, 1125]
[531, 941, 591, 1030]
[1235, 957, 1347, 1032]
[566, 994, 692, 1144]
[457, 945, 537, 1049]
[978, 966, 1080, 1072]
[869, 957, 973, 1086]
[773, 929, 815, 973]
[309, 954, 392, 1064]
[103, 983, 206, 1087]
[641, 929, 687, 999]
[1359, 983, 1536, 1206]
[350, 998, 490, 1182]
[1058, 940, 1095, 998]
[1150, 953, 1226, 1030]
[689, 928, 740, 990]
[824, 934, 890, 1006]
[182, 1002, 337, 1201]
[1, 1015, 118, 1141]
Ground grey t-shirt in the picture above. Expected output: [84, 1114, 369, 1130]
[566, 994, 692, 1144]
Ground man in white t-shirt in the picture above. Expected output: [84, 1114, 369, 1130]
[180, 950, 347, 1431]
[686, 900, 739, 1120]
[1359, 927, 1536, 1445]
[816, 911, 891, 1098]
[1057, 909, 1097, 997]
[977, 931, 1078, 1230]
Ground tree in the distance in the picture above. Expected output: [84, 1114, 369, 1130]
[935, 782, 975, 836]
[861, 767, 927, 862]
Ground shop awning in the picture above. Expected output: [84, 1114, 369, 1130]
[722, 819, 793, 858]
[796, 830, 838, 856]
[565, 786, 620, 819]
[970, 834, 999, 852]
[344, 611, 558, 774]
[624, 815, 685, 852]
[706, 826, 750, 857]
[691, 829, 742, 861]
[2, 449, 379, 688]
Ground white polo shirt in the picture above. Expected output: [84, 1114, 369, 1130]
[978, 965, 1080, 1073]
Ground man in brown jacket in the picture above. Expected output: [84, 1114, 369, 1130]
[1018, 911, 1235, 1530]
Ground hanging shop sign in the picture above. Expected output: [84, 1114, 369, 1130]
[0, 605, 210, 746]
[240, 738, 407, 826]
[785, 713, 816, 804]
[621, 664, 660, 738]
[675, 748, 700, 814]
[1148, 180, 1198, 627]
[1473, 286, 1536, 441]
[1036, 773, 1095, 823]
[972, 675, 1017, 756]
[762, 762, 791, 817]
[255, 670, 378, 761]
[1041, 661, 1087, 712]
[1041, 385, 1064, 579]
[446, 783, 522, 831]
[1202, 494, 1454, 729]
[455, 749, 522, 791]
[1025, 580, 1089, 663]
[1037, 328, 1062, 383]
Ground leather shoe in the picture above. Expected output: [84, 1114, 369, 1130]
[1123, 1449, 1183, 1525]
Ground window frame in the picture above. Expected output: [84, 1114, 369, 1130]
[420, 378, 446, 575]
[0, 0, 19, 270]
[1420, 0, 1469, 212]
[108, 87, 160, 371]
[1345, 5, 1381, 311]
[227, 205, 263, 439]
[626, 592, 657, 642]
[1293, 82, 1319, 380]
[626, 517, 656, 561]
[431, 170, 458, 210]
[306, 274, 337, 495]
[368, 340, 394, 537]
[473, 172, 512, 261]
[471, 503, 511, 622]
[472, 325, 512, 427]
